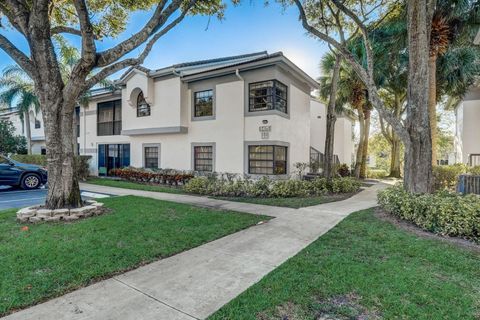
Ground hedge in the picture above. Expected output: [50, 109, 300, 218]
[184, 175, 361, 198]
[11, 154, 91, 180]
[109, 167, 194, 186]
[378, 184, 480, 242]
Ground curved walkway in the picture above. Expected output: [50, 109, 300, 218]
[3, 183, 384, 320]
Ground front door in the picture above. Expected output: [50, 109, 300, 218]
[98, 144, 130, 176]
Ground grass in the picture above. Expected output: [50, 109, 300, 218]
[0, 196, 268, 316]
[86, 178, 355, 208]
[209, 208, 480, 320]
[213, 193, 354, 208]
[86, 177, 186, 194]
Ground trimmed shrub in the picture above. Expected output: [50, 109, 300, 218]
[367, 168, 388, 179]
[378, 184, 480, 241]
[11, 154, 47, 166]
[109, 167, 194, 186]
[184, 175, 361, 198]
[337, 163, 351, 177]
[432, 164, 468, 191]
[11, 154, 91, 180]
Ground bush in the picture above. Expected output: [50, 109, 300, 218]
[11, 154, 91, 180]
[328, 177, 362, 193]
[110, 167, 194, 186]
[336, 163, 350, 177]
[432, 164, 468, 191]
[11, 154, 47, 166]
[184, 175, 361, 198]
[367, 168, 388, 179]
[378, 184, 480, 241]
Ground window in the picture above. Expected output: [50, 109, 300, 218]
[194, 90, 213, 118]
[248, 145, 287, 175]
[34, 119, 41, 129]
[249, 80, 287, 114]
[41, 147, 46, 155]
[137, 91, 151, 117]
[97, 100, 122, 136]
[0, 156, 10, 164]
[194, 146, 213, 172]
[144, 146, 159, 169]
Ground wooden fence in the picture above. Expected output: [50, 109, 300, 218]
[457, 175, 480, 195]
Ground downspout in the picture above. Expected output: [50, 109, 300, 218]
[235, 69, 246, 176]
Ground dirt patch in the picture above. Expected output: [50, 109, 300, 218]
[374, 207, 480, 254]
[256, 293, 381, 320]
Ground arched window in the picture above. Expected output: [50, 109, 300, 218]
[137, 91, 151, 117]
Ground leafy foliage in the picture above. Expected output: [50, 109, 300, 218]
[378, 184, 480, 241]
[109, 167, 194, 186]
[0, 119, 27, 154]
[184, 175, 361, 197]
[11, 154, 92, 180]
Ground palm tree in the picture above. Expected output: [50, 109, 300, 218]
[319, 54, 370, 179]
[0, 65, 39, 154]
[428, 0, 479, 165]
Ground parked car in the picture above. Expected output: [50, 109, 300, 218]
[0, 155, 48, 189]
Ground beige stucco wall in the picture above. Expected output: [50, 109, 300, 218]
[455, 99, 480, 164]
[78, 66, 358, 177]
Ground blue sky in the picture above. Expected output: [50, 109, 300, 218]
[0, 2, 328, 80]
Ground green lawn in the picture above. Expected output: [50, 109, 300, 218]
[86, 178, 354, 208]
[213, 194, 354, 208]
[0, 196, 268, 316]
[209, 209, 480, 320]
[86, 177, 186, 194]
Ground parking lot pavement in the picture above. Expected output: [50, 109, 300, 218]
[0, 187, 112, 210]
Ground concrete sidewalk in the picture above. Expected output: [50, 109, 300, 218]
[3, 183, 383, 320]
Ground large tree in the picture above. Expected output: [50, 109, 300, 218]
[293, 0, 436, 193]
[427, 0, 479, 166]
[0, 0, 233, 209]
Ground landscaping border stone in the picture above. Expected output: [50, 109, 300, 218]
[16, 200, 106, 223]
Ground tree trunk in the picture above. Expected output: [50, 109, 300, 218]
[324, 55, 342, 181]
[360, 108, 370, 179]
[40, 94, 82, 209]
[389, 137, 402, 178]
[354, 109, 365, 178]
[428, 55, 438, 166]
[404, 0, 434, 193]
[24, 111, 32, 155]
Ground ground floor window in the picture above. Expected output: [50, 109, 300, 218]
[144, 146, 159, 169]
[248, 145, 287, 175]
[98, 144, 130, 176]
[194, 145, 213, 172]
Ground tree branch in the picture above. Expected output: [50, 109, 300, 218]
[72, 0, 96, 65]
[96, 0, 175, 67]
[51, 25, 99, 39]
[0, 34, 35, 77]
[293, 0, 409, 144]
[83, 8, 189, 91]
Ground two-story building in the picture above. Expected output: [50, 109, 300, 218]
[2, 51, 355, 176]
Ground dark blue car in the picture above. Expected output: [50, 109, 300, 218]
[0, 155, 48, 189]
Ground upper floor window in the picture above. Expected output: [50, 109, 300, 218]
[249, 80, 287, 114]
[34, 119, 41, 129]
[137, 91, 151, 117]
[194, 90, 213, 118]
[248, 145, 287, 175]
[97, 99, 122, 136]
